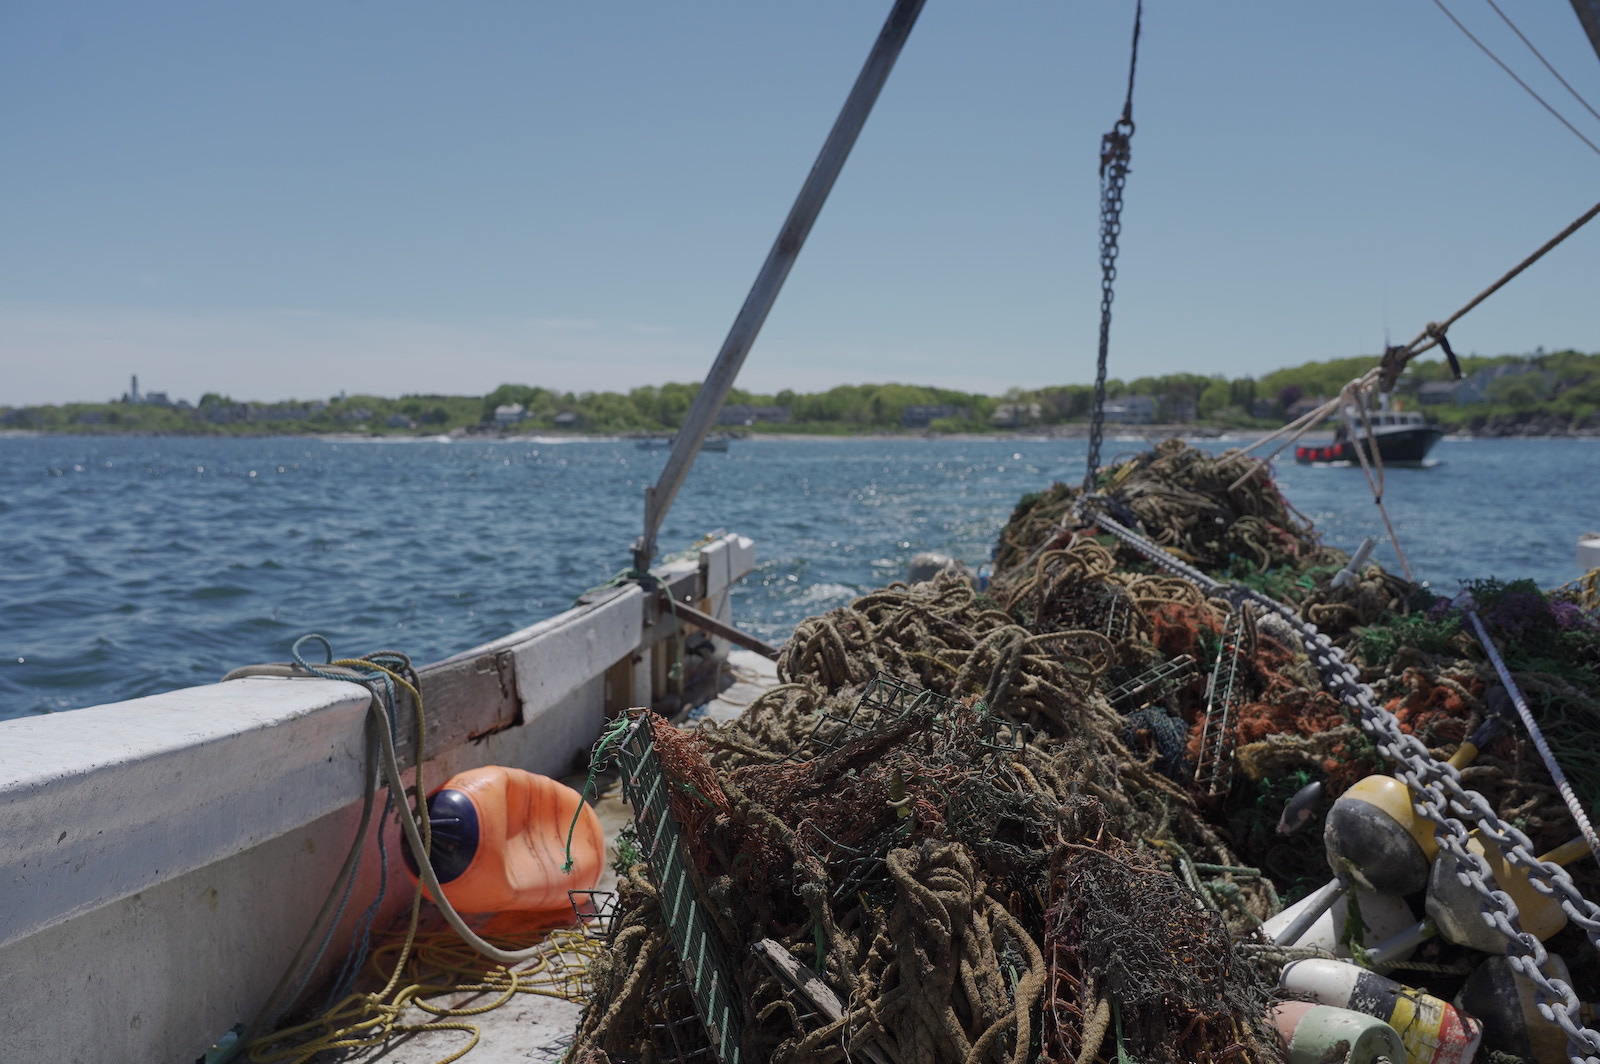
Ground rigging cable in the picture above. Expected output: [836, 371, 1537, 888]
[1484, 0, 1600, 125]
[1232, 194, 1600, 481]
[1084, 0, 1143, 494]
[1427, 0, 1600, 157]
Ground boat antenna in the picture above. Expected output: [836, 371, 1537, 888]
[1084, 0, 1143, 495]
[630, 0, 927, 575]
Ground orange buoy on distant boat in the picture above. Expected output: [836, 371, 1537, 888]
[401, 766, 604, 915]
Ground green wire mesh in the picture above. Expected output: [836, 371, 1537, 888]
[616, 714, 742, 1064]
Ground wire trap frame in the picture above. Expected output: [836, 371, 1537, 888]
[614, 712, 743, 1064]
[795, 673, 1031, 759]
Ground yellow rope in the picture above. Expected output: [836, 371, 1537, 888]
[244, 654, 608, 1064]
[248, 921, 603, 1063]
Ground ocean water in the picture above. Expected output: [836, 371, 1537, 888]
[2, 434, 1596, 720]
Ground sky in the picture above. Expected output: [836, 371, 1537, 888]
[2, 1, 1598, 407]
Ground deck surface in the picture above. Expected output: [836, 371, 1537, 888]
[336, 649, 780, 1063]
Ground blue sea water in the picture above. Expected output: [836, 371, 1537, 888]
[2, 434, 1596, 720]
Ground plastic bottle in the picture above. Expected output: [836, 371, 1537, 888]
[1269, 1000, 1405, 1064]
[1280, 958, 1483, 1064]
[401, 766, 604, 916]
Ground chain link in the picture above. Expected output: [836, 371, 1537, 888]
[1084, 0, 1141, 495]
[1084, 119, 1134, 495]
[1078, 498, 1600, 1062]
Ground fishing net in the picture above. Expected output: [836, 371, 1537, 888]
[570, 438, 1600, 1064]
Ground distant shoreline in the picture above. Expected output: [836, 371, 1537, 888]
[5, 423, 1598, 442]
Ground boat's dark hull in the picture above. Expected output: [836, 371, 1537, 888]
[1295, 426, 1443, 467]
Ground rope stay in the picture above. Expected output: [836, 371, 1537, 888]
[1484, 0, 1600, 126]
[1428, 0, 1600, 157]
[1235, 194, 1600, 480]
[1084, 0, 1143, 494]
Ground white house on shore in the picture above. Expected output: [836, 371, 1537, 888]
[1103, 395, 1156, 424]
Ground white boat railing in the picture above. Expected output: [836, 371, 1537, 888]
[0, 532, 756, 1064]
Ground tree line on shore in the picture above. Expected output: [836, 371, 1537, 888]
[5, 349, 1597, 437]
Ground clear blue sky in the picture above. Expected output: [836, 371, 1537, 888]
[3, 2, 1597, 406]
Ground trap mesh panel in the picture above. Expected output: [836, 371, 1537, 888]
[1103, 653, 1195, 708]
[616, 714, 742, 1064]
[794, 672, 934, 755]
[1195, 611, 1245, 797]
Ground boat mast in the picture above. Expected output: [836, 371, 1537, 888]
[1570, 0, 1600, 64]
[631, 0, 926, 574]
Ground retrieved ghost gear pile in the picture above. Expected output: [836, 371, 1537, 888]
[570, 439, 1600, 1064]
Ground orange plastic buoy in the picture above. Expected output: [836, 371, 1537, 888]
[401, 766, 604, 916]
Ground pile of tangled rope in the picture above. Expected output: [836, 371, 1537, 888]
[570, 439, 1600, 1064]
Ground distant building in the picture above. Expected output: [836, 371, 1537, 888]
[1102, 396, 1156, 424]
[989, 402, 1042, 428]
[198, 403, 250, 424]
[256, 405, 309, 421]
[386, 413, 416, 429]
[1417, 380, 1461, 405]
[1250, 398, 1279, 420]
[493, 404, 527, 425]
[1284, 395, 1329, 423]
[901, 404, 968, 428]
[1161, 395, 1197, 423]
[553, 410, 582, 429]
[1454, 360, 1556, 404]
[718, 404, 791, 426]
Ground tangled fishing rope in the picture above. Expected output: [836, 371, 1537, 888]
[569, 439, 1600, 1064]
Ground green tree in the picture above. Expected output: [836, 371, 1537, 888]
[1197, 378, 1230, 418]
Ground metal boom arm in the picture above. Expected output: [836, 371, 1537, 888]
[631, 0, 926, 573]
[1572, 0, 1600, 65]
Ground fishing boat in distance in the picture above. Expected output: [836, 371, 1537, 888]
[1294, 405, 1444, 467]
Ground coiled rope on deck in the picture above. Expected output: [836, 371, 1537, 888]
[219, 637, 602, 1064]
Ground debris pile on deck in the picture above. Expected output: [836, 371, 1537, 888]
[572, 440, 1600, 1064]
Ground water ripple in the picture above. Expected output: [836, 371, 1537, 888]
[2, 435, 1596, 719]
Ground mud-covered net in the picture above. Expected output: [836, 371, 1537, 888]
[571, 438, 1600, 1064]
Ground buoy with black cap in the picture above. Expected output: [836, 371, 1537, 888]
[401, 765, 604, 917]
[1269, 714, 1505, 952]
[1428, 833, 1591, 953]
[1322, 708, 1508, 895]
[1356, 832, 1593, 972]
[1456, 953, 1587, 1064]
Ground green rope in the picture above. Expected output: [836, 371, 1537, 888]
[562, 714, 637, 873]
[575, 568, 642, 605]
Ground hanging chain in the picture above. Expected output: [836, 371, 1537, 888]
[1085, 1, 1142, 493]
[1079, 499, 1600, 1063]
